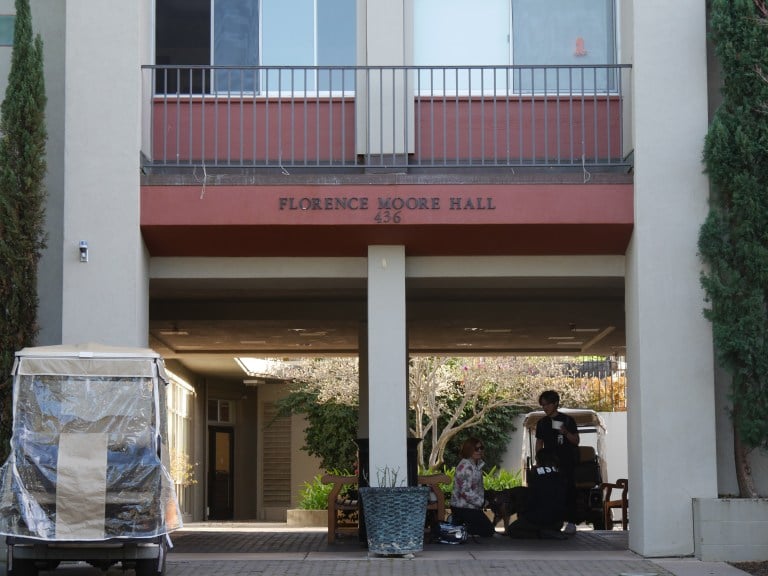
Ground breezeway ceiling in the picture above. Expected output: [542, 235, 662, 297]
[148, 257, 626, 380]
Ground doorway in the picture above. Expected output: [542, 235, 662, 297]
[208, 426, 234, 520]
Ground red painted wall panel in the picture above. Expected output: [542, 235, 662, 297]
[140, 183, 633, 257]
[150, 96, 623, 165]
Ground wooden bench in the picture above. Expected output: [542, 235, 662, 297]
[321, 473, 359, 544]
[419, 473, 451, 532]
[321, 473, 450, 544]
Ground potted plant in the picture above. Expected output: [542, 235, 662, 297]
[358, 467, 430, 556]
[286, 474, 333, 527]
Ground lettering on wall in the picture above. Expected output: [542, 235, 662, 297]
[278, 195, 497, 223]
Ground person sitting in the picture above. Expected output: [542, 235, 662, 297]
[506, 449, 568, 540]
[450, 437, 496, 537]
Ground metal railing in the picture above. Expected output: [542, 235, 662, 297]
[141, 64, 632, 171]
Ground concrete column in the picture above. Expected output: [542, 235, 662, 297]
[60, 0, 149, 347]
[356, 0, 413, 156]
[358, 324, 370, 438]
[624, 0, 716, 556]
[367, 246, 408, 486]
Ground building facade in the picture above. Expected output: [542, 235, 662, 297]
[3, 0, 764, 559]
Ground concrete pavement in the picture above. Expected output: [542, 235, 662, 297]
[0, 523, 753, 576]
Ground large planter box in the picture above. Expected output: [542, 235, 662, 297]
[286, 509, 326, 527]
[693, 498, 768, 561]
[359, 486, 429, 556]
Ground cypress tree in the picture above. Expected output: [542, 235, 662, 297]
[0, 0, 47, 460]
[698, 0, 768, 497]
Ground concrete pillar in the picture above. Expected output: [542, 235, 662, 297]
[358, 325, 370, 438]
[624, 0, 716, 557]
[367, 246, 408, 486]
[60, 0, 149, 347]
[356, 0, 413, 156]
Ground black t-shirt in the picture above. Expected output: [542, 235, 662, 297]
[535, 413, 578, 472]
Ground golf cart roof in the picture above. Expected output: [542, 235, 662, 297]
[12, 343, 168, 381]
[522, 408, 606, 431]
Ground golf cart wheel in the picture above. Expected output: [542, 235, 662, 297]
[7, 558, 39, 576]
[135, 556, 166, 576]
[134, 539, 168, 576]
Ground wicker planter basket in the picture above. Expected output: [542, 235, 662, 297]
[359, 486, 429, 555]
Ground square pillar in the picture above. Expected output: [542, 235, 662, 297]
[366, 246, 408, 486]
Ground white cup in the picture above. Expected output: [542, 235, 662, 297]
[551, 420, 563, 431]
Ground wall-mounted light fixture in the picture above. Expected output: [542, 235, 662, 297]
[78, 240, 89, 263]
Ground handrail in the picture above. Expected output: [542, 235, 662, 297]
[141, 64, 632, 171]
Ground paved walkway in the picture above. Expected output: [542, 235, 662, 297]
[1, 523, 752, 576]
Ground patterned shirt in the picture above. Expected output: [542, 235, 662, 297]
[450, 458, 485, 509]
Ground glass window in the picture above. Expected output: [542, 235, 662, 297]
[415, 0, 509, 66]
[414, 0, 616, 94]
[155, 0, 210, 93]
[414, 0, 509, 93]
[214, 0, 260, 92]
[0, 15, 14, 46]
[512, 0, 615, 92]
[156, 0, 356, 94]
[208, 399, 233, 423]
[317, 0, 356, 90]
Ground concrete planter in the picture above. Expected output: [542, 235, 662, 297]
[693, 497, 768, 561]
[286, 509, 327, 527]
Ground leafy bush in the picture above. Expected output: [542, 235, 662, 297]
[298, 474, 333, 510]
[483, 466, 522, 491]
[276, 387, 359, 471]
[298, 471, 356, 509]
[430, 465, 522, 501]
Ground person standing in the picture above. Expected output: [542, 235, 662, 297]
[506, 448, 568, 539]
[450, 437, 496, 537]
[535, 390, 580, 535]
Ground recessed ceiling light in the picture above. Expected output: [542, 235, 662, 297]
[548, 336, 575, 340]
[298, 331, 327, 337]
[159, 330, 188, 336]
[456, 343, 473, 347]
[483, 328, 513, 334]
[240, 340, 267, 345]
[557, 341, 583, 345]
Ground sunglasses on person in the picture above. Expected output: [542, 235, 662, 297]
[474, 445, 484, 451]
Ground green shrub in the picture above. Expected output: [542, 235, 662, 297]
[430, 465, 522, 501]
[298, 474, 333, 510]
[298, 471, 356, 510]
[483, 466, 522, 491]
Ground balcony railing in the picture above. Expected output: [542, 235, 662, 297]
[141, 64, 632, 171]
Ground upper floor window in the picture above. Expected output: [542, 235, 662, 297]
[0, 15, 15, 46]
[414, 0, 616, 93]
[156, 0, 356, 94]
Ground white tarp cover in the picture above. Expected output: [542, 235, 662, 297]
[0, 344, 181, 541]
[520, 408, 609, 484]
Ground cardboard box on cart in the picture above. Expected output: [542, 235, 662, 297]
[0, 344, 181, 576]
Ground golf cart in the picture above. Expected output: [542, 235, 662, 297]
[521, 408, 607, 529]
[0, 344, 181, 576]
